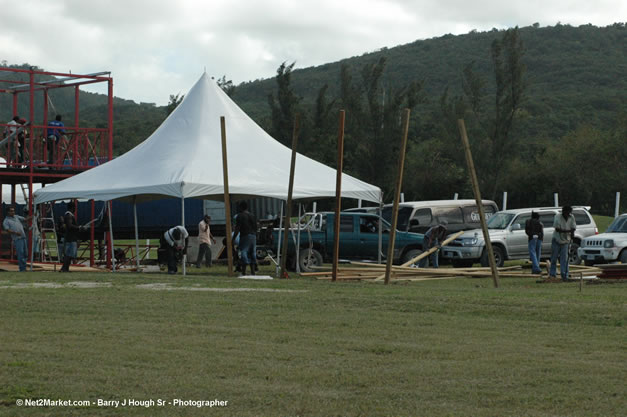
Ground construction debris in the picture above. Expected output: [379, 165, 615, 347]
[302, 260, 603, 283]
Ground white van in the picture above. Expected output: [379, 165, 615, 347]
[381, 199, 499, 235]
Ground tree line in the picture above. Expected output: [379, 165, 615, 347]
[258, 27, 626, 216]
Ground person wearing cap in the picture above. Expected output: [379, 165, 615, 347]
[549, 205, 576, 281]
[419, 220, 448, 268]
[525, 211, 544, 274]
[196, 214, 216, 268]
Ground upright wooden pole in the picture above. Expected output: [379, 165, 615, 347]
[457, 119, 500, 288]
[220, 116, 234, 277]
[331, 110, 346, 282]
[384, 109, 411, 285]
[280, 114, 300, 279]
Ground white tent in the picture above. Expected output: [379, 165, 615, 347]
[34, 73, 381, 205]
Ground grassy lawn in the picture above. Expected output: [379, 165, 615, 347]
[1, 265, 625, 416]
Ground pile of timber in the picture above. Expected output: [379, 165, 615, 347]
[300, 261, 603, 283]
[0, 261, 105, 273]
[596, 263, 627, 280]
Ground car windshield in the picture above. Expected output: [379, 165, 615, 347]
[381, 206, 413, 231]
[487, 212, 515, 229]
[606, 216, 627, 233]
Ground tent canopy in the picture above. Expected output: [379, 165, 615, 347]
[34, 73, 381, 205]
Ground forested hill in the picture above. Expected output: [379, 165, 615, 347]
[234, 23, 625, 140]
[1, 23, 625, 213]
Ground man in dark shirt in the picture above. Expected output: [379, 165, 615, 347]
[525, 211, 544, 274]
[234, 201, 257, 275]
[419, 221, 448, 268]
[46, 114, 65, 165]
[60, 201, 83, 272]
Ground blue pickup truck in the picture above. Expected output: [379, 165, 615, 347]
[262, 211, 425, 271]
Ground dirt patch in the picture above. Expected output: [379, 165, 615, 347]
[0, 281, 112, 289]
[134, 283, 305, 293]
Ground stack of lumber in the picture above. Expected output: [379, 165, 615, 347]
[301, 262, 603, 283]
[0, 261, 105, 273]
[596, 263, 627, 280]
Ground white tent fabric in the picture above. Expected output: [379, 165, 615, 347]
[34, 73, 381, 205]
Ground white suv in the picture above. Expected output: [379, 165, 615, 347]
[442, 207, 598, 267]
[578, 213, 627, 265]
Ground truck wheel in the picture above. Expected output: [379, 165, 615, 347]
[402, 249, 426, 267]
[452, 259, 474, 268]
[619, 250, 627, 264]
[568, 242, 582, 265]
[480, 246, 504, 267]
[298, 248, 323, 272]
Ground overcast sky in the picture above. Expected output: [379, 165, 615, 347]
[1, 0, 624, 106]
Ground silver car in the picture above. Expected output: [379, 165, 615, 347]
[578, 213, 627, 265]
[442, 207, 598, 267]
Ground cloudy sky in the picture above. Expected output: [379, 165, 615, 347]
[1, 0, 623, 106]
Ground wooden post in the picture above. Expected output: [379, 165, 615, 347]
[457, 119, 500, 288]
[384, 109, 411, 285]
[331, 110, 345, 282]
[280, 114, 300, 279]
[220, 116, 234, 277]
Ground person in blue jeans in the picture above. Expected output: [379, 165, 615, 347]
[549, 206, 576, 281]
[233, 202, 258, 275]
[3, 206, 32, 272]
[525, 211, 544, 274]
[419, 221, 448, 268]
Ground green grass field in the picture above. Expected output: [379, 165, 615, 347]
[1, 265, 625, 416]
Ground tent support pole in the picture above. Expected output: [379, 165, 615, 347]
[276, 203, 284, 277]
[134, 196, 140, 271]
[280, 114, 300, 279]
[295, 203, 302, 274]
[29, 204, 37, 271]
[108, 201, 116, 272]
[378, 198, 383, 264]
[181, 196, 186, 276]
[220, 116, 234, 276]
[331, 110, 345, 282]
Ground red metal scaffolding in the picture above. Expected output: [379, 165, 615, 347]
[0, 66, 114, 267]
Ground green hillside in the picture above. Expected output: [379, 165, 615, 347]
[1, 23, 625, 214]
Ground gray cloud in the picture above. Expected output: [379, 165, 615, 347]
[0, 0, 623, 105]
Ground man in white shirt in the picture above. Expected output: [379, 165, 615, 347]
[196, 215, 216, 268]
[549, 205, 576, 281]
[3, 206, 32, 272]
[162, 225, 189, 274]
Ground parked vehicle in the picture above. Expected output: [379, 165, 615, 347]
[578, 213, 627, 265]
[441, 206, 598, 267]
[381, 199, 498, 234]
[261, 211, 424, 272]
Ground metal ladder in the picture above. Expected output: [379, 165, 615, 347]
[38, 202, 60, 264]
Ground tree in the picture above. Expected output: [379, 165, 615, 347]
[267, 62, 301, 147]
[339, 57, 424, 197]
[461, 27, 526, 199]
[217, 75, 236, 97]
[166, 93, 184, 116]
